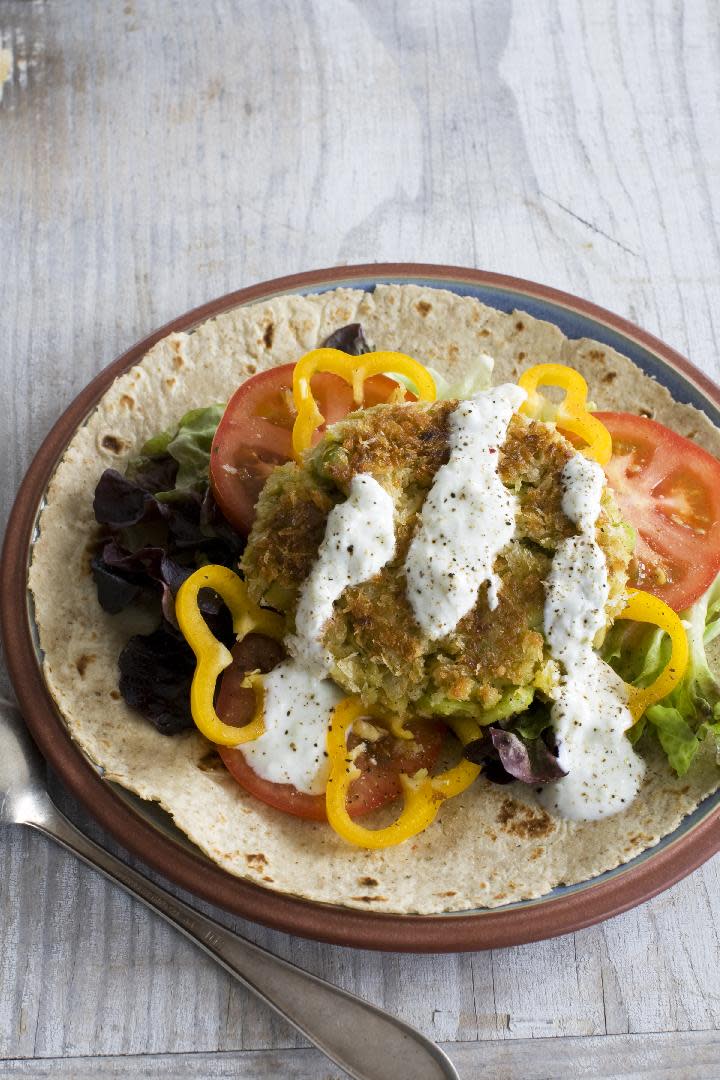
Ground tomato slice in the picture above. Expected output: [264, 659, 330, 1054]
[596, 411, 720, 611]
[215, 636, 445, 821]
[210, 364, 408, 534]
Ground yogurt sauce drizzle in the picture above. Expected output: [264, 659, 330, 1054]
[539, 453, 645, 821]
[245, 473, 396, 795]
[289, 473, 396, 673]
[240, 662, 344, 794]
[403, 384, 527, 639]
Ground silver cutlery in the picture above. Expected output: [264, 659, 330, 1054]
[0, 701, 459, 1080]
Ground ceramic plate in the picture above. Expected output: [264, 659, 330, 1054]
[3, 264, 719, 951]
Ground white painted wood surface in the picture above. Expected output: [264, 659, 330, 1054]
[4, 1030, 720, 1079]
[2, 0, 720, 1076]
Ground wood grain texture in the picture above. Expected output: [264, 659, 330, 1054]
[2, 0, 720, 1072]
[5, 1030, 720, 1078]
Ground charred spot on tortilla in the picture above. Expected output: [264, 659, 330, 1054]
[497, 798, 555, 840]
[101, 434, 128, 454]
[75, 653, 96, 677]
[197, 751, 224, 773]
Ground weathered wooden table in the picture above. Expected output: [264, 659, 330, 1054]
[2, 1, 720, 1076]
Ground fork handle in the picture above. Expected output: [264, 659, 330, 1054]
[29, 805, 458, 1080]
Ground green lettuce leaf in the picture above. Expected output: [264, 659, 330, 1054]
[645, 704, 700, 776]
[430, 355, 495, 401]
[130, 404, 226, 496]
[603, 572, 720, 774]
[513, 700, 552, 740]
[644, 704, 720, 776]
[163, 404, 226, 490]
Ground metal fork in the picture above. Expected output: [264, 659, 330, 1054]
[0, 701, 458, 1080]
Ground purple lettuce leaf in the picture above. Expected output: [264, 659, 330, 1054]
[155, 490, 207, 548]
[464, 724, 566, 784]
[93, 469, 158, 529]
[118, 623, 196, 735]
[126, 452, 179, 494]
[92, 468, 213, 549]
[92, 538, 193, 620]
[93, 537, 234, 627]
[91, 552, 143, 615]
[93, 468, 244, 561]
[321, 323, 371, 355]
[118, 605, 235, 736]
[489, 728, 566, 783]
[200, 488, 244, 554]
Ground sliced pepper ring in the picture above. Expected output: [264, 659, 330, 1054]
[616, 589, 689, 722]
[325, 698, 481, 849]
[517, 362, 613, 466]
[291, 347, 437, 461]
[175, 565, 285, 746]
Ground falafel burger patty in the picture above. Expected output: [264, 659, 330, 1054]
[242, 396, 632, 721]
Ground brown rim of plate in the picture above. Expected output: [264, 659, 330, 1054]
[3, 263, 720, 953]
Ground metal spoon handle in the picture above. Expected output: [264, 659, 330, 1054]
[30, 806, 458, 1080]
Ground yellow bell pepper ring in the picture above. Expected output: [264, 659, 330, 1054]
[517, 362, 613, 466]
[616, 589, 689, 723]
[325, 697, 481, 849]
[291, 347, 437, 462]
[175, 565, 284, 746]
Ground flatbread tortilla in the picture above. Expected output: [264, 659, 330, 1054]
[28, 284, 720, 914]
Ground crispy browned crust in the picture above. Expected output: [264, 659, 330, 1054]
[242, 463, 339, 602]
[317, 400, 455, 494]
[502, 413, 576, 548]
[242, 400, 631, 716]
[436, 546, 550, 706]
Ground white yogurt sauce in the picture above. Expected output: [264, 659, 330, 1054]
[289, 473, 396, 673]
[560, 451, 606, 536]
[539, 454, 645, 821]
[403, 384, 527, 639]
[240, 661, 344, 795]
[244, 473, 396, 795]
